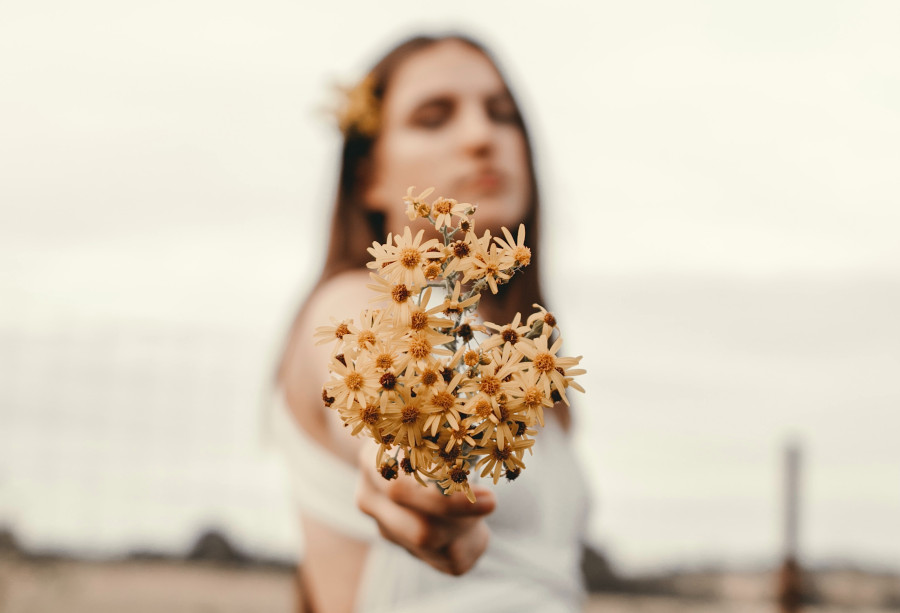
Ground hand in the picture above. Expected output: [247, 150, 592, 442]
[356, 446, 496, 576]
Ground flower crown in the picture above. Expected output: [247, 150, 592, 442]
[334, 74, 380, 138]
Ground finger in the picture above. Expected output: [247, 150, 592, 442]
[360, 486, 489, 575]
[358, 479, 454, 552]
[435, 517, 491, 576]
[386, 476, 496, 518]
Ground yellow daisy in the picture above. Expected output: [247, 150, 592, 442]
[494, 223, 531, 268]
[313, 317, 352, 347]
[393, 329, 453, 374]
[508, 368, 554, 427]
[526, 303, 557, 335]
[435, 460, 476, 503]
[325, 354, 380, 410]
[463, 243, 512, 294]
[422, 370, 467, 435]
[403, 186, 434, 221]
[440, 281, 480, 318]
[474, 437, 534, 484]
[367, 272, 414, 326]
[342, 308, 388, 356]
[481, 311, 530, 351]
[515, 335, 581, 406]
[430, 197, 472, 231]
[366, 226, 441, 290]
[382, 389, 441, 448]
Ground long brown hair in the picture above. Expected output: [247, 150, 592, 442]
[281, 35, 547, 381]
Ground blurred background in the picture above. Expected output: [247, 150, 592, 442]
[2, 0, 898, 611]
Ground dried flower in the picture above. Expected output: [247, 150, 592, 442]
[317, 188, 585, 501]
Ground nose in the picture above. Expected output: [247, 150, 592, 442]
[457, 102, 495, 158]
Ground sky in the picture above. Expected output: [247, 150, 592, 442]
[2, 0, 899, 573]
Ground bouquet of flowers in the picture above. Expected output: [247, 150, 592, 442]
[316, 188, 585, 502]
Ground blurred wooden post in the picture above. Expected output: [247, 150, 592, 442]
[777, 441, 803, 612]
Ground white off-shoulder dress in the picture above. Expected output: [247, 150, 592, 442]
[269, 389, 590, 613]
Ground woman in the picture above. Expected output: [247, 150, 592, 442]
[273, 34, 589, 612]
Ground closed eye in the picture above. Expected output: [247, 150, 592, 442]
[487, 93, 519, 125]
[409, 97, 455, 129]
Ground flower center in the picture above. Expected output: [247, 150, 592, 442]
[501, 328, 519, 344]
[379, 372, 396, 390]
[400, 248, 421, 269]
[513, 246, 531, 266]
[401, 405, 419, 424]
[421, 370, 438, 386]
[433, 199, 453, 215]
[480, 376, 500, 396]
[357, 330, 376, 348]
[523, 387, 543, 408]
[380, 462, 398, 480]
[474, 398, 492, 419]
[449, 465, 469, 483]
[361, 404, 379, 425]
[492, 446, 511, 461]
[335, 323, 350, 339]
[408, 336, 431, 360]
[534, 353, 556, 373]
[410, 311, 428, 330]
[451, 241, 470, 258]
[432, 391, 455, 411]
[375, 353, 393, 370]
[391, 284, 410, 303]
[345, 372, 363, 391]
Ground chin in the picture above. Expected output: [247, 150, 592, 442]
[471, 201, 528, 234]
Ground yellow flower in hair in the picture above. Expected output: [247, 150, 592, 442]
[335, 75, 380, 137]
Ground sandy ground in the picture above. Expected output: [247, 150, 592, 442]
[1, 557, 896, 613]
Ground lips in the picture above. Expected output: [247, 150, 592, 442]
[458, 168, 507, 195]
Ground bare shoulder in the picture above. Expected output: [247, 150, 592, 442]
[304, 270, 373, 326]
[279, 270, 372, 455]
[282, 269, 371, 385]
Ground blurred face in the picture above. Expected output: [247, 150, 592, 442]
[365, 40, 532, 235]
